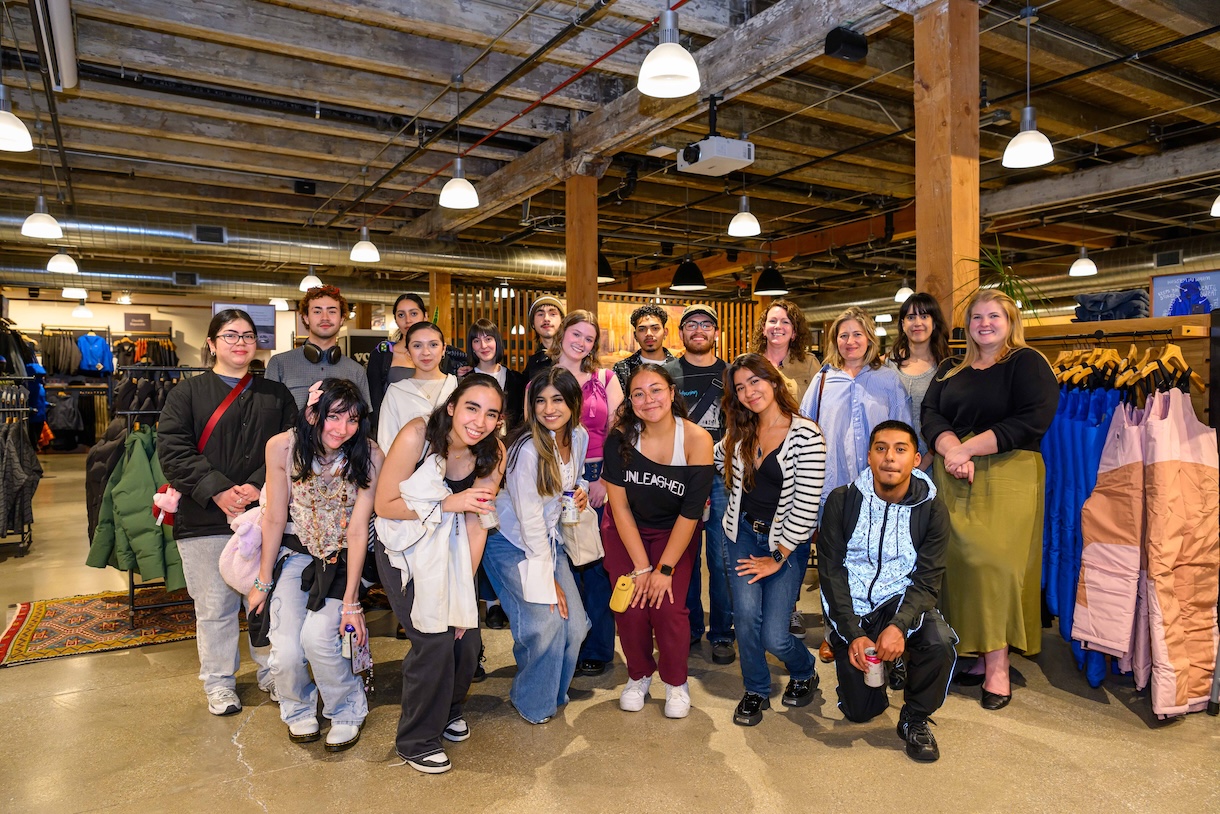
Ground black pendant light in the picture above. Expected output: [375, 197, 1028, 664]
[670, 256, 707, 291]
[597, 252, 614, 284]
[753, 261, 788, 296]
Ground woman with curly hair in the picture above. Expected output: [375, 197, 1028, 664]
[752, 299, 821, 403]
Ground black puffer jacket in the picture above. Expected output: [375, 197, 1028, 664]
[157, 372, 297, 540]
[85, 418, 128, 539]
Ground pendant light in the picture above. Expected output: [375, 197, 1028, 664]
[440, 77, 479, 209]
[47, 250, 78, 273]
[72, 300, 93, 319]
[22, 193, 62, 239]
[894, 278, 914, 303]
[670, 256, 707, 291]
[269, 297, 289, 311]
[597, 252, 615, 284]
[0, 76, 33, 152]
[61, 286, 87, 299]
[1210, 193, 1220, 217]
[1002, 7, 1054, 169]
[875, 313, 893, 323]
[1068, 246, 1097, 277]
[753, 261, 788, 296]
[349, 226, 380, 263]
[299, 267, 323, 291]
[117, 291, 133, 305]
[637, 5, 700, 99]
[875, 325, 888, 337]
[728, 195, 761, 237]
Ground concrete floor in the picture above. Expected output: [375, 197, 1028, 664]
[0, 455, 1216, 814]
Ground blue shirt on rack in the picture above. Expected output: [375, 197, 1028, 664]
[77, 334, 114, 374]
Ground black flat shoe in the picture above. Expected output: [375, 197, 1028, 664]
[733, 692, 770, 726]
[952, 671, 985, 687]
[981, 688, 1012, 710]
[485, 604, 509, 630]
[575, 659, 607, 677]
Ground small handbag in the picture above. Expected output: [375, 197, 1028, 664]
[245, 553, 288, 648]
[219, 503, 265, 593]
[560, 506, 604, 567]
[609, 574, 636, 613]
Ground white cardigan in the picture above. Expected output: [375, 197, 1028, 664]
[376, 375, 458, 453]
[373, 454, 478, 633]
[715, 415, 827, 553]
[494, 427, 589, 604]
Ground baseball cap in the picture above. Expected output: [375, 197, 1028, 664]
[679, 304, 718, 328]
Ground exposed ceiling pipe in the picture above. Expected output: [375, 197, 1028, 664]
[0, 259, 416, 304]
[0, 205, 567, 280]
[801, 232, 1220, 322]
[23, 0, 74, 207]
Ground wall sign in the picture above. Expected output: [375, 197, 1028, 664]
[1150, 270, 1218, 318]
[124, 313, 152, 331]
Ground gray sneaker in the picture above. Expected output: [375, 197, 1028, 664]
[259, 680, 281, 703]
[207, 687, 241, 716]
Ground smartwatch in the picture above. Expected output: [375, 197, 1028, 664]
[770, 549, 785, 563]
[658, 564, 675, 577]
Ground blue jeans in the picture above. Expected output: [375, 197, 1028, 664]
[728, 525, 814, 696]
[482, 531, 590, 722]
[178, 534, 271, 694]
[687, 477, 734, 643]
[268, 550, 368, 727]
[575, 460, 616, 663]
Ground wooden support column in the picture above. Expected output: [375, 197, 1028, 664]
[353, 302, 373, 330]
[913, 0, 979, 324]
[429, 272, 453, 339]
[566, 174, 599, 316]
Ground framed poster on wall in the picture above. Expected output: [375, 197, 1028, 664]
[1150, 271, 1217, 318]
[212, 301, 277, 349]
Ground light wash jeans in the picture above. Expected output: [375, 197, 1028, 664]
[482, 531, 589, 723]
[177, 534, 271, 694]
[727, 525, 815, 696]
[268, 550, 368, 727]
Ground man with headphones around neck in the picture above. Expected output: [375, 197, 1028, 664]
[267, 285, 372, 411]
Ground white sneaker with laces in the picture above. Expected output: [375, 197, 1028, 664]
[206, 687, 241, 716]
[619, 675, 653, 712]
[442, 717, 470, 742]
[664, 681, 691, 719]
[259, 680, 280, 703]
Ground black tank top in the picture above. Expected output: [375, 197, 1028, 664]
[416, 447, 477, 493]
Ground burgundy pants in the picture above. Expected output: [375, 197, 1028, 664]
[602, 504, 699, 685]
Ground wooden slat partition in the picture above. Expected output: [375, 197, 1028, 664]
[451, 283, 758, 370]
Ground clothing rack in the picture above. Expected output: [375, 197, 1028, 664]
[0, 406, 38, 556]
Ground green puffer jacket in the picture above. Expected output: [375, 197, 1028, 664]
[87, 425, 185, 591]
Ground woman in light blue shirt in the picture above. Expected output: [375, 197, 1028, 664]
[800, 307, 911, 505]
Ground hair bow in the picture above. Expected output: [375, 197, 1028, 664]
[307, 380, 324, 408]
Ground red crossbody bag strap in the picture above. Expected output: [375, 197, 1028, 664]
[198, 373, 253, 453]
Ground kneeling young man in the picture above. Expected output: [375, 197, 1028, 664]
[817, 420, 956, 761]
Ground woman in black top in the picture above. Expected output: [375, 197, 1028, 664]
[921, 290, 1058, 710]
[602, 364, 714, 720]
[158, 309, 297, 717]
[367, 294, 426, 425]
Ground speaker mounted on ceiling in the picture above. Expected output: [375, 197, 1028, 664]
[825, 26, 868, 62]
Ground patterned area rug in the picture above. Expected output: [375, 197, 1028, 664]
[0, 587, 202, 667]
[0, 585, 393, 667]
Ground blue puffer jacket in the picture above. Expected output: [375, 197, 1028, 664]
[817, 467, 950, 642]
[77, 334, 114, 373]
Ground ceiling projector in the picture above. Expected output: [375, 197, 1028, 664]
[677, 135, 755, 176]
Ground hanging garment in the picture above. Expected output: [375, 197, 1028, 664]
[1140, 387, 1218, 718]
[0, 422, 42, 539]
[85, 419, 129, 540]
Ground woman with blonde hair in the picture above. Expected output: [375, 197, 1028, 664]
[921, 290, 1058, 710]
[752, 299, 820, 402]
[547, 309, 623, 676]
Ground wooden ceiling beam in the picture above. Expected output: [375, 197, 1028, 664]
[400, 0, 901, 239]
[1104, 0, 1220, 56]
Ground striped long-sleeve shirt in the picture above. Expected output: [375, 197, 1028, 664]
[715, 415, 827, 553]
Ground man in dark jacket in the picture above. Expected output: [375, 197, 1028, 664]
[817, 420, 955, 762]
[523, 295, 564, 382]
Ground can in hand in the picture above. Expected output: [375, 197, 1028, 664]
[863, 646, 885, 688]
[561, 491, 580, 525]
[476, 498, 499, 530]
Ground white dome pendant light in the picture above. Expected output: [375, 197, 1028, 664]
[440, 76, 479, 210]
[728, 195, 761, 237]
[638, 6, 700, 99]
[1068, 246, 1097, 277]
[1002, 7, 1054, 169]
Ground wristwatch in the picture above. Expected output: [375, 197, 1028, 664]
[770, 549, 785, 563]
[658, 564, 675, 577]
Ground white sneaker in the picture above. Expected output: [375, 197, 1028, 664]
[442, 717, 470, 742]
[325, 723, 361, 752]
[620, 675, 652, 712]
[288, 718, 321, 743]
[403, 750, 451, 774]
[206, 688, 241, 716]
[259, 680, 280, 703]
[664, 681, 691, 719]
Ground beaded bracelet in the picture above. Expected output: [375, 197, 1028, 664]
[253, 577, 274, 592]
[341, 609, 364, 616]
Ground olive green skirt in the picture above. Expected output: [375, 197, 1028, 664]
[934, 449, 1045, 656]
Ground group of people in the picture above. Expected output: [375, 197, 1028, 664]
[155, 282, 1058, 772]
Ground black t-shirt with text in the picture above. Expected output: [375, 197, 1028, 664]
[674, 356, 726, 442]
[601, 428, 714, 529]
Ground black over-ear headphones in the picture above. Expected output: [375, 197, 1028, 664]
[302, 341, 342, 365]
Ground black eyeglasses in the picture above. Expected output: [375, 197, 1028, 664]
[216, 332, 257, 345]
